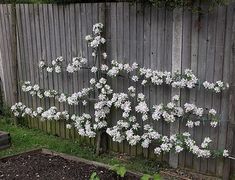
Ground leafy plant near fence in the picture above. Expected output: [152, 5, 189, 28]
[0, 0, 231, 11]
[11, 23, 230, 159]
[137, 0, 230, 12]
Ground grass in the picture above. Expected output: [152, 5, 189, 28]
[0, 117, 162, 175]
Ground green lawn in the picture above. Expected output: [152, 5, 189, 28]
[0, 117, 161, 175]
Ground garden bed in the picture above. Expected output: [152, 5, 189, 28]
[0, 131, 10, 150]
[0, 149, 141, 180]
[0, 149, 222, 180]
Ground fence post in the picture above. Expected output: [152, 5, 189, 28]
[223, 18, 235, 179]
[11, 3, 19, 125]
[169, 8, 183, 168]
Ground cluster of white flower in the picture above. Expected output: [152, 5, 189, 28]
[71, 113, 96, 138]
[93, 77, 113, 130]
[153, 132, 228, 158]
[66, 57, 87, 73]
[85, 23, 106, 58]
[183, 134, 216, 158]
[106, 120, 128, 143]
[126, 125, 141, 146]
[11, 102, 69, 121]
[201, 137, 212, 148]
[135, 93, 149, 121]
[105, 61, 229, 93]
[39, 56, 64, 73]
[21, 81, 42, 97]
[21, 81, 93, 105]
[203, 81, 229, 93]
[171, 69, 198, 88]
[106, 61, 137, 77]
[63, 88, 93, 105]
[184, 104, 219, 128]
[142, 125, 161, 148]
[107, 116, 141, 145]
[11, 102, 28, 117]
[41, 107, 69, 121]
[39, 56, 88, 74]
[111, 93, 131, 118]
[152, 95, 183, 123]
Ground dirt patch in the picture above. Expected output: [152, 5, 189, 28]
[0, 152, 139, 180]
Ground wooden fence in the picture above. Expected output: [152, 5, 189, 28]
[0, 2, 235, 178]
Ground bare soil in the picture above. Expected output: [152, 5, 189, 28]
[0, 152, 139, 180]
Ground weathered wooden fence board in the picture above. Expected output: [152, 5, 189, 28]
[0, 2, 235, 178]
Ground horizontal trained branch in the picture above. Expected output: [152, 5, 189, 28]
[39, 57, 229, 94]
[11, 101, 228, 158]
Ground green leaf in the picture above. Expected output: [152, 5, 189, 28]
[117, 166, 127, 177]
[110, 164, 127, 178]
[153, 173, 161, 180]
[90, 172, 100, 180]
[141, 174, 152, 180]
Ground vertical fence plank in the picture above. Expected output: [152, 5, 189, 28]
[0, 5, 11, 105]
[48, 4, 56, 136]
[4, 5, 14, 105]
[220, 4, 234, 179]
[74, 3, 82, 142]
[193, 4, 208, 172]
[149, 5, 158, 160]
[109, 2, 118, 153]
[121, 2, 130, 155]
[53, 4, 62, 137]
[223, 3, 235, 179]
[162, 8, 173, 164]
[58, 4, 66, 138]
[169, 8, 183, 168]
[136, 2, 144, 156]
[156, 7, 165, 162]
[201, 7, 217, 174]
[143, 3, 151, 159]
[34, 4, 43, 130]
[129, 2, 137, 156]
[179, 9, 192, 169]
[69, 3, 76, 141]
[210, 6, 226, 176]
[10, 4, 18, 108]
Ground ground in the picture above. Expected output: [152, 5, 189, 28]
[0, 151, 139, 179]
[0, 117, 161, 175]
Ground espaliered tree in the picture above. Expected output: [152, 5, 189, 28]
[11, 23, 230, 158]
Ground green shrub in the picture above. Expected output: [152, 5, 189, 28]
[138, 0, 230, 12]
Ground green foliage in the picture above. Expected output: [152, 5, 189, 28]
[89, 172, 100, 180]
[141, 174, 152, 180]
[153, 173, 161, 180]
[0, 0, 231, 13]
[138, 0, 230, 12]
[141, 173, 162, 180]
[110, 164, 127, 178]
